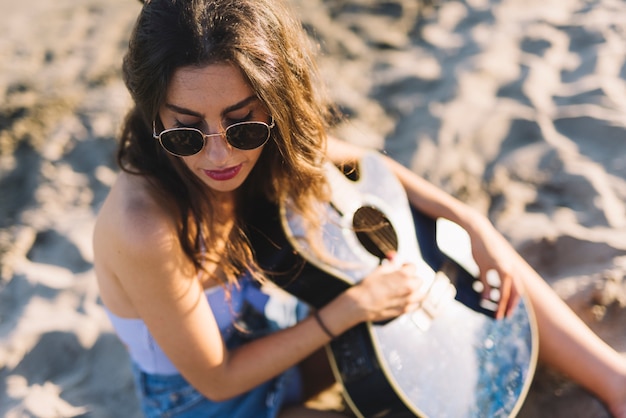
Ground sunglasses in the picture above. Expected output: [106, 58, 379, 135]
[153, 118, 275, 157]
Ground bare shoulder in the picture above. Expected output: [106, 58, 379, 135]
[95, 172, 177, 254]
[93, 172, 187, 314]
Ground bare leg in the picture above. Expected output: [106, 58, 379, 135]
[518, 255, 626, 417]
[284, 258, 626, 417]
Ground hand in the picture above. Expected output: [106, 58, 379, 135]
[348, 261, 424, 323]
[467, 217, 523, 319]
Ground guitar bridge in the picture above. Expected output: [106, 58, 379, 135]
[410, 271, 457, 332]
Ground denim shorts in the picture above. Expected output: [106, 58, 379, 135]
[131, 362, 301, 418]
[131, 295, 307, 418]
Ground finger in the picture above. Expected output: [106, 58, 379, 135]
[387, 277, 424, 304]
[374, 298, 416, 320]
[392, 275, 423, 300]
[496, 272, 512, 319]
[480, 269, 502, 316]
[399, 262, 417, 277]
[504, 276, 521, 317]
[384, 264, 420, 292]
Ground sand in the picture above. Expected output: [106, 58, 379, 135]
[0, 0, 625, 416]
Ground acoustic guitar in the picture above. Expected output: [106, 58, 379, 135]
[246, 152, 538, 418]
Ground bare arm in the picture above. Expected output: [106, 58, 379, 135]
[326, 136, 480, 223]
[326, 136, 523, 318]
[326, 138, 626, 414]
[94, 178, 423, 401]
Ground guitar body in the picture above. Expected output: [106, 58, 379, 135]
[246, 152, 538, 418]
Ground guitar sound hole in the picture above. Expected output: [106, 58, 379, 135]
[353, 206, 398, 260]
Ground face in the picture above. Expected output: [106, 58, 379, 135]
[157, 63, 269, 194]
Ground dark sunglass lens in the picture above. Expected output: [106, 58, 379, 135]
[160, 130, 204, 156]
[226, 123, 269, 150]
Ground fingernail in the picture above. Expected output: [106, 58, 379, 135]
[486, 269, 501, 287]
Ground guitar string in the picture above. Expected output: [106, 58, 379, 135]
[357, 211, 397, 257]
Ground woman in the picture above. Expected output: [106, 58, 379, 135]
[93, 0, 626, 417]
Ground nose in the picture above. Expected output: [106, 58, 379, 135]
[202, 130, 232, 163]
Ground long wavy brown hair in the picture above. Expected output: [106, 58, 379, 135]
[118, 0, 334, 287]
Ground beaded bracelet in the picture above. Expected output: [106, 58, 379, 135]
[313, 310, 336, 339]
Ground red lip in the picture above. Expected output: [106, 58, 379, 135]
[203, 164, 242, 181]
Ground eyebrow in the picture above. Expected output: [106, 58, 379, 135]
[164, 95, 259, 118]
